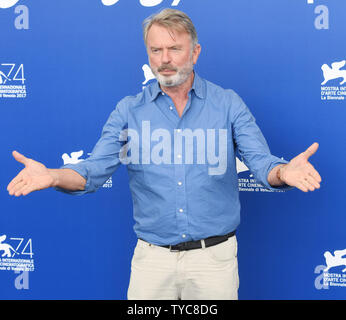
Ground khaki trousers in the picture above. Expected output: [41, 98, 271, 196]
[127, 236, 239, 300]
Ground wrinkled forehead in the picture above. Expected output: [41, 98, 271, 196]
[146, 23, 192, 47]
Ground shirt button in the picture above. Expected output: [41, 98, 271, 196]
[177, 129, 181, 133]
[182, 234, 186, 238]
[178, 181, 182, 186]
[179, 208, 184, 213]
[177, 154, 182, 159]
[169, 106, 173, 110]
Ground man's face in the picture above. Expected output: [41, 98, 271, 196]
[146, 24, 201, 87]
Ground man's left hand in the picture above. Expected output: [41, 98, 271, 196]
[279, 142, 322, 192]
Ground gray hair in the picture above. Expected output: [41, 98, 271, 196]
[143, 8, 198, 49]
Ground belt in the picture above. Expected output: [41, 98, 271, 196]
[153, 230, 236, 252]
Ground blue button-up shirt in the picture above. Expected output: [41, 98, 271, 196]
[58, 72, 290, 245]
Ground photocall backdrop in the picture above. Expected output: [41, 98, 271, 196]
[0, 0, 345, 299]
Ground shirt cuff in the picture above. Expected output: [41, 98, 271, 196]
[262, 158, 294, 192]
[54, 163, 93, 195]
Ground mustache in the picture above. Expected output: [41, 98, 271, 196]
[157, 64, 178, 72]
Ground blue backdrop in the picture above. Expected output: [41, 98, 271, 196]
[1, 0, 345, 299]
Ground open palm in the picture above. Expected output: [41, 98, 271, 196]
[7, 151, 54, 196]
[280, 142, 322, 192]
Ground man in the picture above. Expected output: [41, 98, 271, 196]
[7, 9, 322, 300]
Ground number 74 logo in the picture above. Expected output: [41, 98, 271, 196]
[9, 238, 33, 259]
[0, 64, 25, 85]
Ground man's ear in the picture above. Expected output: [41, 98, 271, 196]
[192, 44, 201, 65]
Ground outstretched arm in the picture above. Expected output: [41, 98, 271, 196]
[7, 151, 86, 197]
[267, 142, 322, 192]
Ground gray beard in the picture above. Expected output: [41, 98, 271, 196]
[151, 63, 194, 88]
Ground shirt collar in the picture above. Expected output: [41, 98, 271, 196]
[149, 80, 162, 102]
[190, 72, 206, 99]
[148, 71, 206, 102]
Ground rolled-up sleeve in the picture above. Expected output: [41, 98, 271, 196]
[229, 90, 292, 191]
[55, 100, 128, 195]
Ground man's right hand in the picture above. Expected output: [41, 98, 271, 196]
[7, 151, 56, 197]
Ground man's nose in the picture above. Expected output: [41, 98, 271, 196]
[161, 49, 171, 64]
